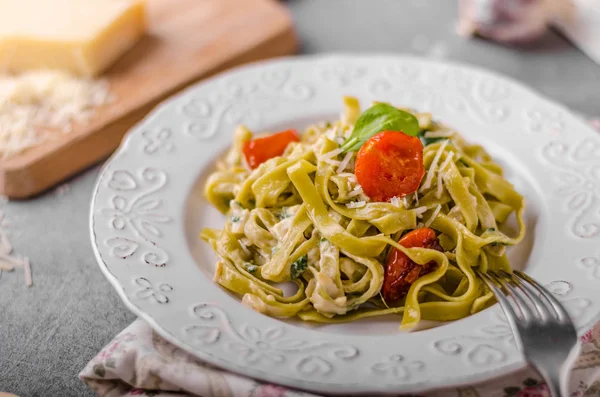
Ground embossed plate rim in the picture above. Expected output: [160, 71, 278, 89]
[90, 54, 600, 395]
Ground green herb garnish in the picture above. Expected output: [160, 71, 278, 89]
[290, 255, 308, 279]
[320, 237, 328, 243]
[230, 216, 240, 223]
[277, 208, 290, 220]
[419, 134, 446, 147]
[341, 103, 420, 152]
[244, 262, 258, 273]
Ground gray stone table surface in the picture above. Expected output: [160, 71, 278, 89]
[0, 1, 599, 396]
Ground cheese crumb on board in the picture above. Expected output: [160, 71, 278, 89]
[0, 225, 31, 287]
[0, 0, 147, 77]
[0, 70, 112, 158]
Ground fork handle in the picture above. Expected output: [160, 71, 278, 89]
[539, 367, 569, 397]
[536, 346, 580, 397]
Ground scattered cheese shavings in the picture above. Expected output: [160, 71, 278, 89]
[324, 126, 339, 141]
[391, 196, 402, 208]
[0, 70, 112, 158]
[0, 226, 31, 287]
[437, 151, 455, 199]
[414, 206, 428, 218]
[23, 257, 32, 287]
[322, 158, 341, 166]
[321, 148, 343, 160]
[337, 152, 354, 173]
[425, 204, 442, 228]
[439, 151, 455, 171]
[346, 189, 363, 198]
[420, 140, 449, 192]
[338, 172, 358, 184]
[346, 201, 366, 209]
[54, 183, 71, 196]
[238, 241, 251, 256]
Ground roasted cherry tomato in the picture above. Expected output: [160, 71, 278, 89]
[354, 130, 425, 202]
[243, 129, 300, 169]
[382, 227, 442, 303]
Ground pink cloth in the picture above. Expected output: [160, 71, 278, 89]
[81, 119, 600, 397]
[79, 319, 600, 397]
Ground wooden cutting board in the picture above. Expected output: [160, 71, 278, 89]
[0, 0, 297, 199]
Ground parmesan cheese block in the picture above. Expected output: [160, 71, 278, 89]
[0, 0, 146, 77]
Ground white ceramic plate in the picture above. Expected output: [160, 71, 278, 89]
[90, 55, 600, 395]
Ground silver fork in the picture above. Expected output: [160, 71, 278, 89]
[477, 270, 581, 397]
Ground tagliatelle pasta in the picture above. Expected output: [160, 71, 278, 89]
[201, 97, 525, 330]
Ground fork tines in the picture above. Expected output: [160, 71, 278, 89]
[477, 270, 571, 324]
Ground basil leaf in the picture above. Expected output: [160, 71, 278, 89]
[341, 103, 420, 152]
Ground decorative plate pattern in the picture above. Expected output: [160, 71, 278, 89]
[90, 55, 600, 395]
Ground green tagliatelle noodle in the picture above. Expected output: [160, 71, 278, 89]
[201, 97, 526, 330]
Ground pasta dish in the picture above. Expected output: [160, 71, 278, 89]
[201, 97, 525, 330]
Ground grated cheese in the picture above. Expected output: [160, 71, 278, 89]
[346, 201, 366, 209]
[420, 139, 449, 192]
[324, 126, 339, 141]
[436, 151, 455, 198]
[337, 152, 353, 173]
[0, 227, 31, 286]
[238, 240, 251, 256]
[346, 188, 363, 198]
[321, 148, 343, 160]
[322, 158, 341, 167]
[391, 196, 402, 208]
[0, 70, 112, 157]
[448, 205, 464, 223]
[424, 204, 442, 227]
[414, 206, 428, 218]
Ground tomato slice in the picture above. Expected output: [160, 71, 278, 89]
[382, 228, 442, 303]
[242, 129, 300, 169]
[354, 130, 425, 202]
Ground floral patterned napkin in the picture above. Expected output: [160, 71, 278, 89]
[81, 120, 600, 397]
[79, 319, 600, 397]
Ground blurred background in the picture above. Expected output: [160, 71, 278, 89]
[0, 0, 598, 396]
